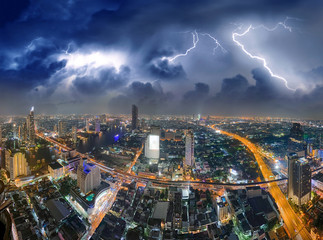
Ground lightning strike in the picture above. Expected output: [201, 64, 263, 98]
[162, 30, 199, 62]
[232, 18, 296, 91]
[200, 33, 227, 54]
[162, 30, 226, 63]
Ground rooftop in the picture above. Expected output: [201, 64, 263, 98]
[49, 162, 63, 170]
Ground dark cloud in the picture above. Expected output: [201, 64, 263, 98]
[72, 66, 130, 95]
[148, 59, 185, 80]
[0, 0, 322, 117]
[109, 81, 173, 114]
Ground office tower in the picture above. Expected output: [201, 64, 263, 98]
[288, 122, 304, 153]
[27, 106, 35, 144]
[5, 150, 30, 180]
[12, 123, 17, 139]
[72, 126, 77, 143]
[145, 126, 160, 159]
[86, 119, 90, 132]
[287, 152, 298, 199]
[22, 122, 27, 141]
[185, 130, 195, 166]
[95, 118, 100, 133]
[77, 160, 101, 194]
[54, 124, 58, 133]
[292, 158, 311, 206]
[58, 121, 65, 137]
[132, 104, 138, 130]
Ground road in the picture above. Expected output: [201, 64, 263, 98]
[211, 127, 312, 240]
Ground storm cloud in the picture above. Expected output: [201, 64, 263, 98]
[0, 0, 323, 117]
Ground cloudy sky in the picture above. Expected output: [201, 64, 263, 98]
[1, 0, 323, 118]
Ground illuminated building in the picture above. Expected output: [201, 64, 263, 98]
[185, 130, 194, 166]
[145, 126, 160, 159]
[72, 126, 77, 143]
[217, 202, 229, 222]
[5, 150, 30, 180]
[132, 104, 138, 130]
[291, 158, 311, 206]
[77, 160, 101, 194]
[287, 152, 298, 199]
[58, 120, 65, 137]
[27, 106, 35, 144]
[95, 118, 100, 133]
[48, 162, 64, 179]
[22, 122, 27, 141]
[86, 119, 90, 132]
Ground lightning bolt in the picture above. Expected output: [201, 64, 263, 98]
[200, 33, 227, 54]
[162, 30, 226, 62]
[162, 30, 199, 62]
[232, 18, 296, 91]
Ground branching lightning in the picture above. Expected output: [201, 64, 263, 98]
[162, 30, 226, 62]
[232, 17, 296, 91]
[200, 33, 227, 54]
[162, 30, 199, 62]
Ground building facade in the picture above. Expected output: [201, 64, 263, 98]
[185, 130, 194, 167]
[77, 160, 101, 194]
[131, 105, 138, 130]
[291, 158, 311, 206]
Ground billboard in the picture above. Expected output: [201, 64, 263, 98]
[149, 135, 160, 150]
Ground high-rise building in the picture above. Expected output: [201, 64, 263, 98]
[288, 123, 304, 153]
[145, 126, 160, 159]
[292, 158, 311, 206]
[287, 152, 298, 199]
[72, 126, 77, 144]
[58, 120, 65, 137]
[86, 119, 90, 132]
[22, 122, 27, 142]
[77, 160, 101, 194]
[132, 105, 138, 130]
[95, 118, 100, 133]
[5, 150, 30, 180]
[185, 130, 194, 166]
[27, 106, 35, 144]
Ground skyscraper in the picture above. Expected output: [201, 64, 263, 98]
[288, 122, 304, 153]
[86, 119, 90, 132]
[287, 152, 298, 199]
[95, 118, 100, 133]
[58, 120, 65, 137]
[292, 158, 311, 206]
[72, 126, 77, 144]
[27, 107, 35, 144]
[132, 104, 138, 130]
[185, 130, 195, 166]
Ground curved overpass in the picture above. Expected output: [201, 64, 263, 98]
[0, 180, 12, 240]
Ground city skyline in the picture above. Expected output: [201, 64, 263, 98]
[0, 1, 323, 118]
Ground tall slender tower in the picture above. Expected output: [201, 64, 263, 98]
[95, 117, 100, 133]
[28, 107, 35, 144]
[72, 126, 77, 144]
[132, 105, 138, 130]
[185, 130, 195, 167]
